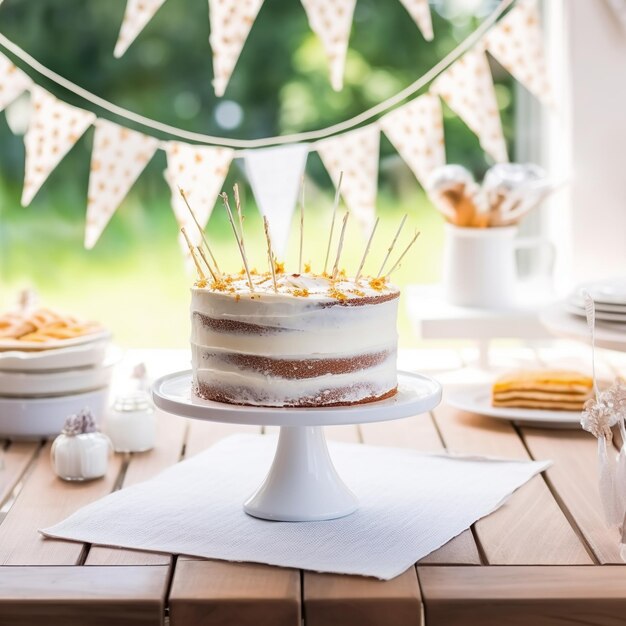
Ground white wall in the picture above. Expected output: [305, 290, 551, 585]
[544, 0, 626, 289]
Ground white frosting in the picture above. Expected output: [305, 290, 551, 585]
[190, 272, 399, 406]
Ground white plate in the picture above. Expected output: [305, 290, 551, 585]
[567, 295, 626, 314]
[0, 387, 111, 439]
[153, 370, 442, 427]
[0, 329, 111, 352]
[574, 279, 626, 306]
[564, 302, 626, 323]
[0, 340, 111, 371]
[540, 304, 626, 352]
[0, 351, 119, 397]
[445, 383, 582, 427]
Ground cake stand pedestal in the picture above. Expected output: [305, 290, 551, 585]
[153, 370, 442, 522]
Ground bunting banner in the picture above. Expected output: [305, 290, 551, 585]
[209, 0, 265, 97]
[300, 0, 356, 92]
[398, 0, 434, 41]
[0, 54, 32, 112]
[21, 86, 96, 207]
[430, 47, 508, 163]
[84, 120, 159, 249]
[0, 0, 558, 257]
[484, 0, 554, 107]
[114, 0, 168, 58]
[317, 125, 380, 236]
[244, 144, 309, 258]
[380, 93, 445, 189]
[165, 141, 234, 252]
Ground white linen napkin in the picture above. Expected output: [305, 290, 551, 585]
[42, 434, 549, 579]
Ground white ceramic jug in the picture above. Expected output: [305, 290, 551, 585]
[442, 224, 554, 309]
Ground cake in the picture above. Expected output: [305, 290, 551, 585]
[492, 369, 594, 411]
[190, 271, 400, 407]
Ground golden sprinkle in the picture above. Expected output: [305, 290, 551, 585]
[292, 288, 310, 298]
[329, 287, 348, 301]
[274, 260, 285, 274]
[304, 262, 311, 273]
[349, 288, 366, 297]
[369, 277, 387, 292]
[210, 278, 230, 292]
[234, 294, 241, 302]
[195, 278, 208, 288]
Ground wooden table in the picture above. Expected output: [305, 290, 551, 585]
[1, 345, 625, 626]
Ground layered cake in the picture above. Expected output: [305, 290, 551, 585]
[190, 271, 399, 407]
[492, 369, 594, 411]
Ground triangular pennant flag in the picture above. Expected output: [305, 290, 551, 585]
[244, 144, 309, 258]
[114, 0, 167, 58]
[0, 53, 32, 112]
[431, 47, 508, 163]
[21, 87, 96, 206]
[300, 0, 356, 91]
[317, 125, 380, 235]
[209, 0, 265, 97]
[484, 0, 554, 107]
[398, 0, 433, 41]
[84, 120, 159, 249]
[165, 141, 234, 253]
[380, 93, 445, 188]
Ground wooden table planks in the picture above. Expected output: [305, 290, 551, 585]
[432, 404, 593, 565]
[1, 345, 625, 626]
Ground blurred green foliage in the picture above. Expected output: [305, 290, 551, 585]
[0, 0, 516, 346]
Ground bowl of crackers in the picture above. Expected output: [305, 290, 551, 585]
[0, 292, 117, 438]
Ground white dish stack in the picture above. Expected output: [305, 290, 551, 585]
[0, 336, 119, 439]
[566, 279, 626, 324]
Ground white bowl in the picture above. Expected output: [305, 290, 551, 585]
[0, 329, 111, 352]
[0, 387, 111, 439]
[0, 340, 112, 372]
[0, 351, 119, 397]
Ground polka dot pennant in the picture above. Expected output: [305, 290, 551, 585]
[165, 141, 234, 254]
[209, 0, 265, 97]
[398, 0, 433, 41]
[114, 0, 167, 58]
[380, 93, 445, 189]
[244, 144, 309, 258]
[300, 0, 356, 92]
[484, 0, 555, 108]
[316, 125, 380, 237]
[84, 119, 159, 249]
[0, 53, 32, 112]
[21, 86, 96, 207]
[430, 47, 508, 164]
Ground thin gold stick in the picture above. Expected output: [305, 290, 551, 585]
[298, 176, 305, 274]
[355, 217, 380, 282]
[180, 227, 206, 281]
[196, 246, 217, 281]
[178, 187, 222, 278]
[221, 192, 255, 291]
[377, 214, 407, 277]
[233, 183, 246, 257]
[323, 171, 344, 275]
[332, 212, 350, 280]
[385, 231, 421, 278]
[263, 216, 278, 293]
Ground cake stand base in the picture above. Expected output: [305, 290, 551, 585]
[244, 426, 357, 522]
[152, 370, 442, 523]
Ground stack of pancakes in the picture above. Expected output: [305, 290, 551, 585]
[492, 369, 593, 411]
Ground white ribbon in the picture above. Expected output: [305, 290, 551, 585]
[580, 290, 626, 559]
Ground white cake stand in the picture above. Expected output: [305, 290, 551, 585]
[153, 370, 442, 522]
